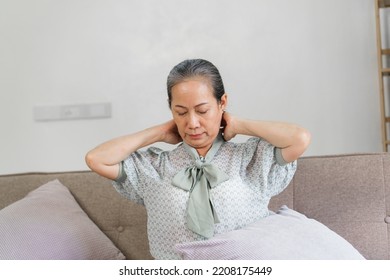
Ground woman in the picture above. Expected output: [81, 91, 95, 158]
[85, 59, 311, 259]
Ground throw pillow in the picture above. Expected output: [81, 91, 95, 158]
[0, 179, 125, 260]
[174, 205, 365, 260]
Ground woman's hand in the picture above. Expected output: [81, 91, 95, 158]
[85, 120, 182, 180]
[161, 120, 183, 145]
[221, 111, 237, 141]
[221, 112, 311, 163]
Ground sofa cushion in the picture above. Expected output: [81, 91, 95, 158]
[0, 179, 125, 260]
[174, 205, 365, 260]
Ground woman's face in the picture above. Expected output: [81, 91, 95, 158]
[170, 78, 227, 156]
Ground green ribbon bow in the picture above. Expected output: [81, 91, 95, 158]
[172, 134, 229, 238]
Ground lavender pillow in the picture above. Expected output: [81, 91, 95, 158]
[0, 180, 125, 260]
[175, 205, 365, 260]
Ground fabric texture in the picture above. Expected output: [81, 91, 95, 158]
[174, 205, 365, 260]
[172, 133, 229, 238]
[113, 137, 297, 259]
[0, 179, 125, 260]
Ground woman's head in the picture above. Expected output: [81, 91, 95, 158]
[167, 59, 227, 156]
[167, 59, 225, 108]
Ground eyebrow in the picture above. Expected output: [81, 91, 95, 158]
[174, 102, 209, 109]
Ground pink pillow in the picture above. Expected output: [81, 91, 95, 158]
[0, 180, 125, 260]
[175, 206, 365, 260]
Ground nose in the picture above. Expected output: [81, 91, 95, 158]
[187, 112, 200, 130]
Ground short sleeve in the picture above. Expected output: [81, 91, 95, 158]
[240, 137, 297, 199]
[112, 147, 164, 205]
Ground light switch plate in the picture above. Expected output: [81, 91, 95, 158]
[34, 103, 111, 121]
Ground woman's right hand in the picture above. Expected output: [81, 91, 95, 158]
[86, 120, 182, 180]
[161, 120, 182, 145]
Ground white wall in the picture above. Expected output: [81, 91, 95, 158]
[0, 0, 382, 175]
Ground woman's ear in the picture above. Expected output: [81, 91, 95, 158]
[220, 93, 228, 111]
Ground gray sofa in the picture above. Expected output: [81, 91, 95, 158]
[1, 153, 389, 260]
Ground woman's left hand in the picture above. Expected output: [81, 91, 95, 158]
[222, 113, 311, 163]
[221, 111, 237, 141]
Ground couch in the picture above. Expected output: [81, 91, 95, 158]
[0, 153, 389, 260]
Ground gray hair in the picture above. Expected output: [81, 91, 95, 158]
[167, 59, 225, 108]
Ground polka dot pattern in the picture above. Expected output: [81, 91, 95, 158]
[112, 137, 296, 259]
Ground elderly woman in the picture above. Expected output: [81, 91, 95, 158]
[85, 59, 311, 259]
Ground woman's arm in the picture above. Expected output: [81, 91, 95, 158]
[222, 112, 311, 163]
[85, 120, 182, 180]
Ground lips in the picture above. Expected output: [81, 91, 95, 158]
[187, 133, 204, 139]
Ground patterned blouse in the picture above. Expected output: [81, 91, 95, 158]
[112, 137, 297, 259]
